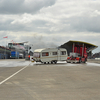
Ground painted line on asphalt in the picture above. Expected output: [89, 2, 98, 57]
[0, 63, 31, 85]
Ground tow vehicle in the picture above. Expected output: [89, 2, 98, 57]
[67, 44, 87, 63]
[60, 40, 98, 63]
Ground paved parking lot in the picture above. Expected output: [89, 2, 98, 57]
[0, 59, 100, 100]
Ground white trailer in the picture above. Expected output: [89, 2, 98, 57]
[33, 48, 68, 64]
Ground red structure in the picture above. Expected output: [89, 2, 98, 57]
[60, 40, 98, 63]
[67, 44, 87, 63]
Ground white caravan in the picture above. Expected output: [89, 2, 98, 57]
[33, 48, 68, 64]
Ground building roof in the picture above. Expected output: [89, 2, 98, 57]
[60, 40, 98, 55]
[34, 48, 45, 52]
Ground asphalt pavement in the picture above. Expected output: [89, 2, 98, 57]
[0, 59, 100, 100]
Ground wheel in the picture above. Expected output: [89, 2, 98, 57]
[67, 61, 69, 63]
[83, 58, 86, 63]
[67, 61, 71, 63]
[51, 61, 53, 64]
[79, 58, 81, 63]
[54, 61, 57, 64]
[44, 62, 46, 64]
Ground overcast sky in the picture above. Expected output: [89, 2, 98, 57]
[0, 0, 100, 53]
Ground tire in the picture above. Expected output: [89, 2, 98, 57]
[67, 61, 71, 63]
[84, 58, 86, 63]
[54, 61, 57, 64]
[79, 58, 81, 63]
[51, 61, 53, 64]
[67, 60, 69, 63]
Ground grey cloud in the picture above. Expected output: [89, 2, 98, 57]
[0, 32, 8, 39]
[0, 20, 25, 31]
[0, 0, 56, 14]
[65, 15, 100, 33]
[1, 14, 100, 34]
[0, 18, 51, 33]
[87, 2, 100, 11]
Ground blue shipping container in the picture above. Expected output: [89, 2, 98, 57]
[11, 51, 19, 58]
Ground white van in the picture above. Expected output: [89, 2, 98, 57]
[33, 48, 68, 64]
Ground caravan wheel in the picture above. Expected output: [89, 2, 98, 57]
[44, 62, 46, 64]
[54, 61, 57, 64]
[51, 61, 53, 64]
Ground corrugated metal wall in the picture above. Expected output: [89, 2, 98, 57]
[0, 47, 11, 59]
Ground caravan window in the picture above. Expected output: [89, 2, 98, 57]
[42, 52, 49, 56]
[61, 51, 66, 55]
[34, 52, 40, 58]
[52, 52, 57, 55]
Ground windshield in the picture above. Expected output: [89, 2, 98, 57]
[33, 52, 40, 58]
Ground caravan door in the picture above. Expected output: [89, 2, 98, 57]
[57, 49, 61, 61]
